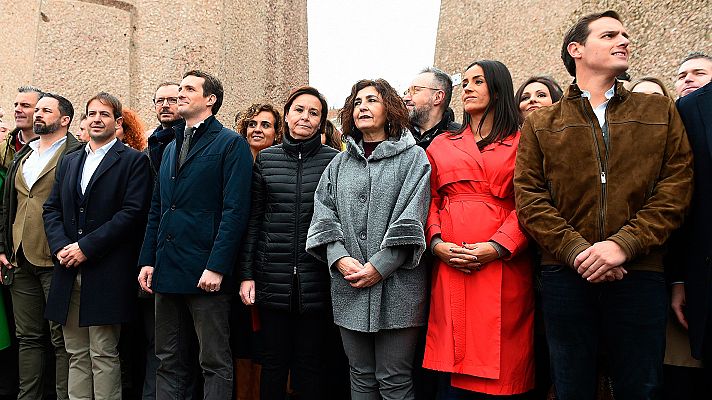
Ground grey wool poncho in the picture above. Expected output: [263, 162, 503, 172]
[306, 131, 431, 332]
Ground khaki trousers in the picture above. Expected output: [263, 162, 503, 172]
[63, 272, 122, 400]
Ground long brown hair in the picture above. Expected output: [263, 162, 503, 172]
[340, 79, 409, 142]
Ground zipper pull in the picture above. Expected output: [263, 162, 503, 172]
[600, 171, 606, 184]
[298, 152, 302, 160]
[293, 266, 297, 274]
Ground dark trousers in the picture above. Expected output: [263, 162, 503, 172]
[540, 266, 667, 400]
[258, 305, 328, 400]
[155, 293, 232, 400]
[140, 297, 160, 400]
[10, 252, 69, 400]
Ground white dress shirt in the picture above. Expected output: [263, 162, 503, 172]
[581, 84, 616, 131]
[22, 136, 67, 189]
[81, 138, 117, 194]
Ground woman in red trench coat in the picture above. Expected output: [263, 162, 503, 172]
[423, 60, 535, 398]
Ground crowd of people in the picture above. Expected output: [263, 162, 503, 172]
[0, 9, 710, 400]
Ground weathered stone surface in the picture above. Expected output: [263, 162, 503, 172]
[0, 0, 308, 131]
[435, 0, 712, 118]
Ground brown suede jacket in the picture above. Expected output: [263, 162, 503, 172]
[514, 81, 693, 272]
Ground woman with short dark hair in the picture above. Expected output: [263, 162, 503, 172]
[424, 60, 534, 399]
[307, 78, 431, 400]
[235, 103, 282, 159]
[239, 86, 339, 400]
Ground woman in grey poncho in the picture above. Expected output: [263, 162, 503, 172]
[306, 79, 431, 400]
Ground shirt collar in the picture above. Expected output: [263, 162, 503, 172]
[581, 84, 616, 101]
[29, 135, 67, 153]
[85, 137, 117, 155]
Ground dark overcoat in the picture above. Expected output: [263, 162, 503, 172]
[43, 140, 152, 326]
[675, 81, 712, 359]
[138, 116, 252, 294]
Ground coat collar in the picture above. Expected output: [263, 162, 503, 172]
[281, 130, 322, 158]
[345, 130, 416, 161]
[77, 139, 126, 202]
[565, 78, 629, 102]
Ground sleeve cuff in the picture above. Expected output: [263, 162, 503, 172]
[327, 241, 350, 269]
[430, 235, 444, 253]
[369, 246, 409, 280]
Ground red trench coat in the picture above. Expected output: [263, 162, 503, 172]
[423, 127, 534, 395]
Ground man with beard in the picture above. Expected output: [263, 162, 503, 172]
[138, 81, 189, 400]
[402, 67, 459, 149]
[147, 82, 184, 178]
[43, 92, 152, 400]
[0, 86, 43, 174]
[0, 93, 82, 400]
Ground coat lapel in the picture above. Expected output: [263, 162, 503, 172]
[452, 125, 485, 170]
[33, 142, 67, 184]
[82, 141, 124, 201]
[178, 119, 221, 171]
[696, 86, 712, 160]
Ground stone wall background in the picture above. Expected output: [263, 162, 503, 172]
[435, 0, 712, 120]
[0, 0, 308, 132]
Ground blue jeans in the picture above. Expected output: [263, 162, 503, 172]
[540, 266, 667, 400]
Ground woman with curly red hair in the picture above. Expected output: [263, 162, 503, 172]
[116, 108, 147, 150]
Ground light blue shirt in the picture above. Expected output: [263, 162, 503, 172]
[582, 84, 616, 132]
[23, 136, 67, 189]
[81, 138, 117, 194]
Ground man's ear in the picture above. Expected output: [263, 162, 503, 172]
[60, 115, 71, 128]
[206, 94, 216, 108]
[568, 42, 583, 60]
[432, 90, 446, 107]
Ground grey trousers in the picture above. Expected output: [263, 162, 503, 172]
[339, 326, 420, 400]
[9, 252, 69, 400]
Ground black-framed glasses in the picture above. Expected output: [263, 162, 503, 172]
[403, 85, 442, 96]
[154, 97, 179, 106]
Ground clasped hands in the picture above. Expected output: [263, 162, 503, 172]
[335, 257, 382, 288]
[573, 240, 628, 283]
[433, 241, 499, 274]
[56, 242, 87, 268]
[138, 266, 223, 294]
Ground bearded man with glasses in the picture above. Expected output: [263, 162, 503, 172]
[402, 67, 459, 150]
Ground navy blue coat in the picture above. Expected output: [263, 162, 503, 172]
[138, 116, 252, 294]
[43, 140, 152, 326]
[675, 82, 712, 359]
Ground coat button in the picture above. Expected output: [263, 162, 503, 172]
[359, 194, 367, 203]
[28, 194, 33, 198]
[79, 208, 84, 213]
[359, 231, 366, 240]
[170, 205, 176, 210]
[166, 234, 172, 241]
[706, 257, 711, 265]
[78, 229, 83, 235]
[171, 176, 176, 180]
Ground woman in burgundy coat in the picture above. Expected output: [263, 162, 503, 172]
[423, 60, 534, 398]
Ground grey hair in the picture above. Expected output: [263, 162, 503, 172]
[419, 66, 454, 110]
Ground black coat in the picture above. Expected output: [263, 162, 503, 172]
[43, 140, 152, 326]
[239, 132, 338, 312]
[138, 116, 253, 294]
[675, 82, 712, 359]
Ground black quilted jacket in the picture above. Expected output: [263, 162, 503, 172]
[239, 131, 339, 312]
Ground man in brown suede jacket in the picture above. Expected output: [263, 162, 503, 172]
[514, 10, 693, 400]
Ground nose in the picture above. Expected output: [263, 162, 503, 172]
[403, 92, 412, 101]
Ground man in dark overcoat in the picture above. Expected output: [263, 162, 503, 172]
[43, 92, 152, 400]
[138, 70, 252, 400]
[672, 80, 712, 368]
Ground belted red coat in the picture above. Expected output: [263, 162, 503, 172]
[422, 127, 535, 395]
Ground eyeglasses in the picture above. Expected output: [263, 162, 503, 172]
[403, 85, 442, 96]
[154, 97, 179, 106]
[247, 120, 273, 129]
